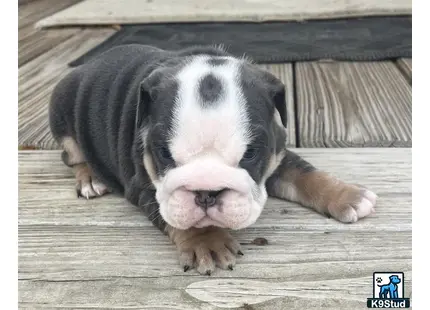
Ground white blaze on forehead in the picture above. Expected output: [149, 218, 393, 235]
[171, 56, 250, 165]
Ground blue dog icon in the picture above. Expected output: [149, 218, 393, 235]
[378, 275, 401, 299]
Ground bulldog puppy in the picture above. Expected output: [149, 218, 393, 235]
[49, 44, 377, 275]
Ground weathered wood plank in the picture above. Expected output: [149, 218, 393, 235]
[19, 227, 411, 309]
[19, 0, 39, 6]
[19, 274, 412, 309]
[18, 0, 83, 66]
[18, 149, 411, 309]
[18, 225, 411, 280]
[18, 29, 116, 150]
[259, 64, 295, 147]
[35, 0, 412, 29]
[18, 27, 79, 67]
[295, 61, 412, 147]
[396, 58, 412, 84]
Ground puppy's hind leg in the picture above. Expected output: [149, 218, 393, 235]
[61, 137, 110, 199]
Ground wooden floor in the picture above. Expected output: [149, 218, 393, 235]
[18, 0, 412, 309]
[19, 149, 411, 309]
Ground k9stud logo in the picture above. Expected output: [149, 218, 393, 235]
[367, 272, 410, 308]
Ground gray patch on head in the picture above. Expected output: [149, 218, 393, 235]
[207, 58, 228, 67]
[198, 74, 224, 107]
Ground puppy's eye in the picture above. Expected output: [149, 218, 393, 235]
[242, 147, 258, 161]
[158, 146, 172, 161]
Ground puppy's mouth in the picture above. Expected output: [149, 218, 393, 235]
[191, 197, 230, 229]
[194, 215, 226, 228]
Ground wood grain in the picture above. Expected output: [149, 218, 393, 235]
[295, 61, 412, 147]
[259, 64, 295, 147]
[19, 27, 79, 67]
[19, 0, 39, 6]
[18, 149, 411, 309]
[396, 58, 412, 84]
[18, 0, 84, 66]
[18, 29, 116, 150]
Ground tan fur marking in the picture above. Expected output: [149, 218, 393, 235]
[143, 151, 158, 184]
[276, 169, 376, 222]
[73, 163, 93, 183]
[62, 137, 85, 165]
[293, 171, 342, 213]
[263, 149, 286, 182]
[273, 109, 284, 128]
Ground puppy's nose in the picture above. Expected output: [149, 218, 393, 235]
[194, 190, 225, 209]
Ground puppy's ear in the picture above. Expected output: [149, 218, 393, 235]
[272, 82, 287, 128]
[135, 81, 152, 131]
[135, 70, 163, 130]
[258, 67, 287, 128]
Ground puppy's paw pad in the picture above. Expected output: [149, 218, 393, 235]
[328, 185, 377, 223]
[76, 179, 109, 199]
[354, 192, 376, 218]
[334, 205, 359, 223]
[362, 189, 378, 205]
[91, 180, 110, 196]
[196, 253, 216, 275]
[179, 252, 195, 272]
[213, 248, 237, 270]
[77, 181, 97, 199]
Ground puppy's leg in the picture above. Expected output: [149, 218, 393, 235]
[61, 137, 110, 199]
[266, 149, 377, 223]
[137, 190, 242, 275]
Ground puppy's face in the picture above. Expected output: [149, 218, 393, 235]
[141, 55, 287, 230]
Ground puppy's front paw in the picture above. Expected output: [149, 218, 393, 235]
[73, 163, 110, 199]
[76, 178, 109, 199]
[167, 226, 243, 275]
[327, 184, 377, 223]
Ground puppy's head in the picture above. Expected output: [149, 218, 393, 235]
[137, 55, 287, 230]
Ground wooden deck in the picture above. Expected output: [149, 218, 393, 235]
[18, 1, 412, 309]
[19, 150, 411, 309]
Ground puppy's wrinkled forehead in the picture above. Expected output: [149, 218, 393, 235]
[170, 56, 252, 165]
